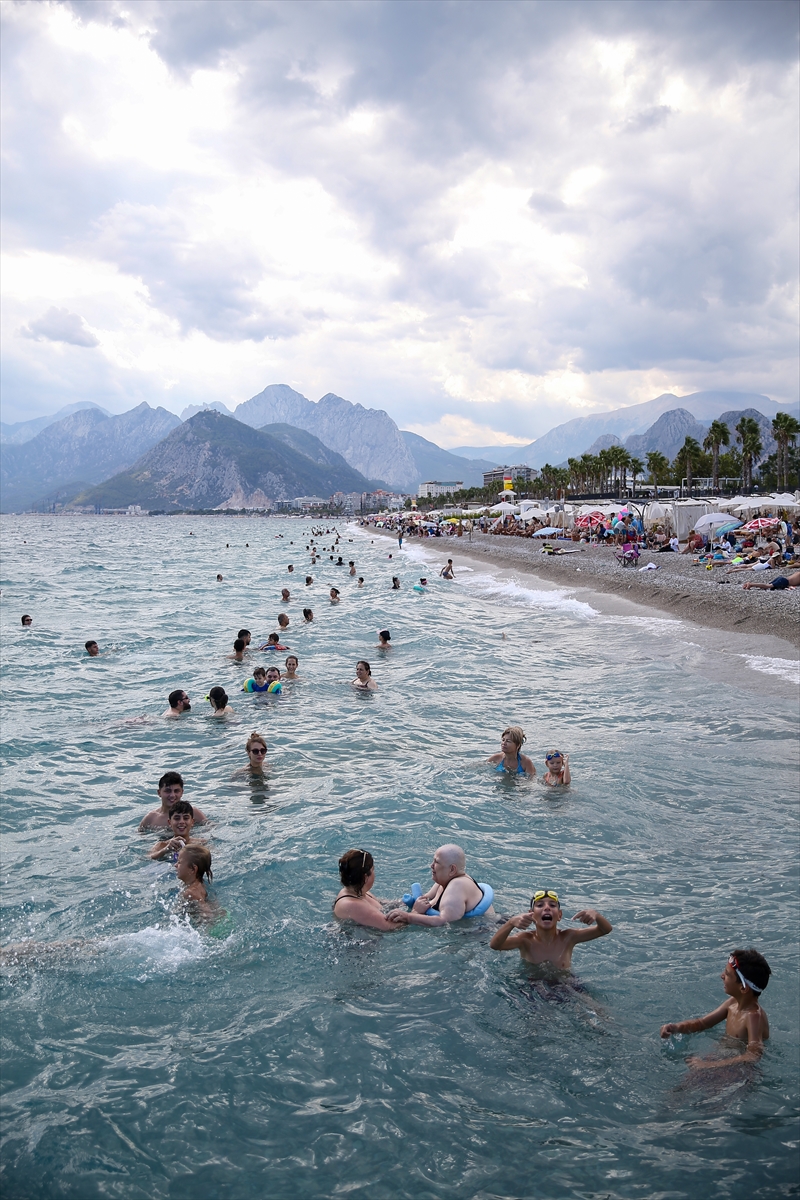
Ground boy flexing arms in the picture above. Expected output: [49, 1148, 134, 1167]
[660, 948, 771, 1067]
[490, 889, 612, 969]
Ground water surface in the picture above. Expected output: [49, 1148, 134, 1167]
[1, 515, 797, 1199]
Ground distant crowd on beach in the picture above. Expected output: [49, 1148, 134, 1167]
[10, 520, 774, 1073]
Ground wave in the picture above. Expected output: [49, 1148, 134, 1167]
[741, 655, 800, 685]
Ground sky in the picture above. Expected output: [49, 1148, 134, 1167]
[1, 0, 798, 446]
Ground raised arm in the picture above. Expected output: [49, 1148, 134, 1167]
[148, 837, 183, 861]
[561, 754, 571, 784]
[660, 999, 731, 1038]
[569, 908, 612, 943]
[490, 913, 534, 950]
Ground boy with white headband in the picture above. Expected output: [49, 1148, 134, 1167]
[660, 948, 771, 1067]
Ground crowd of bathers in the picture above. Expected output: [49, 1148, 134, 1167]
[12, 522, 774, 1069]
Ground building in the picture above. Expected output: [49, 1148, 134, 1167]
[417, 481, 463, 499]
[292, 496, 328, 510]
[482, 465, 538, 487]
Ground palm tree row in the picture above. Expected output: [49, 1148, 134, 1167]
[772, 412, 800, 490]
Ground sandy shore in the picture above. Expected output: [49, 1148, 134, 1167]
[370, 528, 800, 650]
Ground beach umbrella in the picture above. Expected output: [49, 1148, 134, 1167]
[694, 513, 740, 532]
[715, 521, 744, 535]
[491, 502, 519, 515]
[531, 526, 561, 537]
[740, 517, 780, 532]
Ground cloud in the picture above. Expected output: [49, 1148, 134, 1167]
[0, 0, 797, 429]
[21, 306, 99, 347]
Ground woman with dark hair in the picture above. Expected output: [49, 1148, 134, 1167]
[207, 686, 234, 718]
[351, 661, 377, 690]
[333, 850, 398, 930]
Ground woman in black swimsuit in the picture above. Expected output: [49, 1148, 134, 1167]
[332, 850, 398, 931]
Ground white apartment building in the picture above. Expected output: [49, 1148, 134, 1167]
[417, 481, 463, 499]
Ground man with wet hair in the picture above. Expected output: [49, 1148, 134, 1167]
[84, 641, 100, 657]
[237, 629, 251, 647]
[388, 844, 494, 926]
[138, 772, 207, 831]
[163, 689, 191, 718]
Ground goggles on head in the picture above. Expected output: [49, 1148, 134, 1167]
[728, 955, 763, 993]
[531, 890, 559, 906]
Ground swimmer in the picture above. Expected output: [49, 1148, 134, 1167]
[176, 844, 214, 916]
[349, 561, 356, 575]
[232, 731, 268, 778]
[139, 771, 207, 830]
[264, 666, 283, 693]
[278, 613, 290, 630]
[661, 949, 771, 1068]
[391, 577, 400, 590]
[357, 577, 364, 587]
[418, 577, 428, 587]
[306, 575, 313, 586]
[148, 801, 200, 860]
[162, 689, 191, 719]
[21, 614, 32, 627]
[84, 640, 100, 657]
[337, 557, 344, 566]
[282, 654, 299, 680]
[388, 844, 495, 926]
[238, 629, 252, 648]
[229, 638, 246, 662]
[330, 588, 340, 604]
[487, 726, 536, 776]
[207, 686, 234, 717]
[303, 608, 314, 622]
[258, 633, 289, 651]
[216, 574, 223, 582]
[288, 565, 294, 573]
[490, 890, 612, 970]
[281, 588, 290, 602]
[376, 630, 391, 649]
[440, 558, 455, 579]
[351, 660, 377, 690]
[332, 849, 400, 931]
[542, 751, 571, 785]
[243, 666, 271, 692]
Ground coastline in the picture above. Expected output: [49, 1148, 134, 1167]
[366, 527, 800, 652]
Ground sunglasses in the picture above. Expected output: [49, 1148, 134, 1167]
[249, 747, 267, 756]
[530, 890, 559, 906]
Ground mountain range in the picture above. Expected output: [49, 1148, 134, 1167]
[66, 411, 376, 512]
[581, 407, 778, 466]
[0, 401, 111, 444]
[1, 402, 181, 511]
[451, 391, 796, 467]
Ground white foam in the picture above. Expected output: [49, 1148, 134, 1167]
[741, 655, 800, 685]
[107, 920, 207, 974]
[463, 572, 597, 617]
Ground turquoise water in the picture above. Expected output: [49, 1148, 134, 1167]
[1, 515, 798, 1200]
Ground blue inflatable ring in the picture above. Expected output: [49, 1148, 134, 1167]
[403, 882, 494, 918]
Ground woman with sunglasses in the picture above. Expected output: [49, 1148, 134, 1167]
[333, 849, 400, 931]
[231, 732, 269, 779]
[542, 751, 570, 786]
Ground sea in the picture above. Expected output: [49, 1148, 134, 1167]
[1, 515, 798, 1200]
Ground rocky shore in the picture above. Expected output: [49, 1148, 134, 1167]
[373, 528, 800, 649]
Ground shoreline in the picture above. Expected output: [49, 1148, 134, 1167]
[366, 527, 800, 652]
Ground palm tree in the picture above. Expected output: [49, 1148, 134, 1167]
[703, 420, 730, 493]
[772, 413, 800, 490]
[629, 457, 644, 497]
[597, 449, 613, 493]
[674, 436, 702, 495]
[646, 450, 669, 499]
[735, 417, 763, 490]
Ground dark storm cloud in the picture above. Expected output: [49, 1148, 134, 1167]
[3, 0, 797, 427]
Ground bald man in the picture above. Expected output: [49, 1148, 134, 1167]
[388, 844, 494, 926]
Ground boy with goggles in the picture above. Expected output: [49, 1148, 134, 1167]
[542, 751, 570, 786]
[490, 889, 612, 970]
[660, 948, 771, 1067]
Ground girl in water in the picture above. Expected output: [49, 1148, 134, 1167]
[488, 727, 536, 776]
[303, 608, 314, 622]
[542, 751, 571, 785]
[232, 731, 268, 778]
[283, 655, 299, 680]
[177, 844, 215, 920]
[332, 849, 399, 931]
[376, 630, 391, 649]
[207, 686, 234, 718]
[330, 588, 340, 604]
[351, 660, 377, 690]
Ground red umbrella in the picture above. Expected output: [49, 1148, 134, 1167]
[740, 517, 780, 532]
[575, 511, 606, 527]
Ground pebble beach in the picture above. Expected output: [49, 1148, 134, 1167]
[380, 529, 800, 650]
